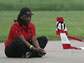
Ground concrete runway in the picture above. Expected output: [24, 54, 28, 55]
[0, 40, 84, 63]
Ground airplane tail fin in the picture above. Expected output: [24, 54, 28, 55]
[56, 17, 68, 35]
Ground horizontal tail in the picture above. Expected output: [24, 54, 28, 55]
[60, 32, 84, 50]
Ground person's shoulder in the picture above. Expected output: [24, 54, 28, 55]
[12, 22, 19, 26]
[13, 21, 19, 25]
[11, 22, 20, 28]
[29, 22, 35, 27]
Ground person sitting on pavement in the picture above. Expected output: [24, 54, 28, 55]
[4, 7, 48, 58]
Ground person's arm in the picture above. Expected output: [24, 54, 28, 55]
[31, 24, 41, 48]
[30, 24, 46, 55]
[31, 36, 40, 48]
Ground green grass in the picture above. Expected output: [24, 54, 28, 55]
[0, 11, 84, 41]
[0, 0, 84, 11]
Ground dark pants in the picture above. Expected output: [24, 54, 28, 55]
[5, 36, 48, 58]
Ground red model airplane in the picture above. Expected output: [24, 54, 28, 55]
[49, 17, 84, 42]
[49, 17, 84, 50]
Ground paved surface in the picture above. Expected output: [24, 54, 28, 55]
[0, 40, 84, 63]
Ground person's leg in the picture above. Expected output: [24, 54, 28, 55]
[5, 40, 29, 58]
[37, 36, 48, 49]
[30, 36, 48, 57]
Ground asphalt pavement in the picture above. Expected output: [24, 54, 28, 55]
[0, 40, 84, 63]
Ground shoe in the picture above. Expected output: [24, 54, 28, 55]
[22, 52, 32, 58]
[25, 52, 32, 58]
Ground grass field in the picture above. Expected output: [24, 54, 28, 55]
[0, 11, 84, 41]
[0, 0, 84, 11]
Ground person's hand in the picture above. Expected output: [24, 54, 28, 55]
[34, 48, 46, 56]
[38, 49, 46, 56]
